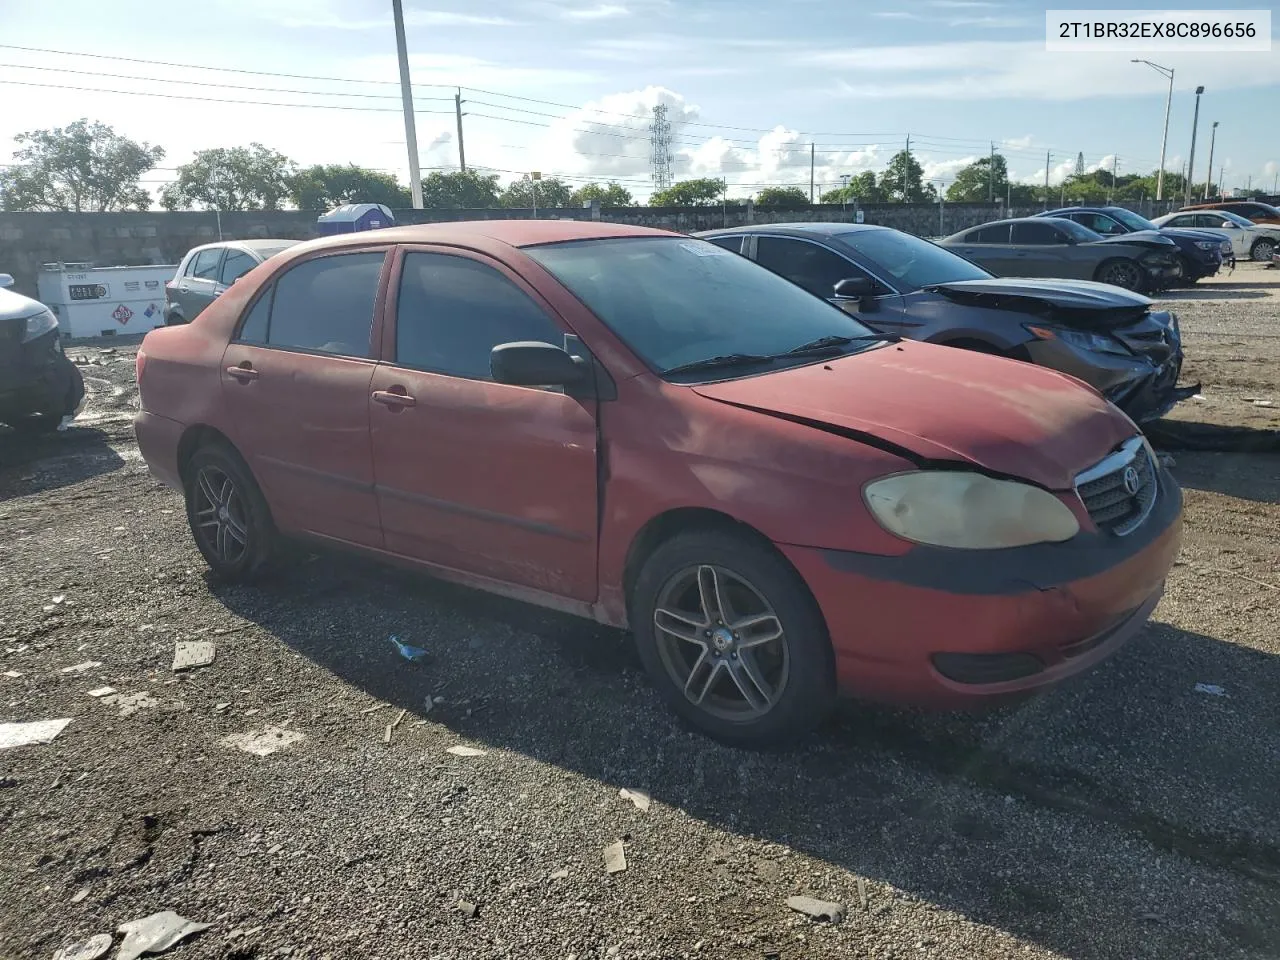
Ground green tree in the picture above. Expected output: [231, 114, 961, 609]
[420, 170, 501, 208]
[501, 175, 574, 208]
[0, 119, 163, 212]
[819, 171, 883, 204]
[568, 181, 634, 206]
[881, 150, 936, 202]
[290, 164, 411, 210]
[161, 144, 294, 211]
[754, 186, 809, 207]
[649, 178, 725, 206]
[946, 155, 1011, 203]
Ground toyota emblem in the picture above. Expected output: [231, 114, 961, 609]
[1122, 465, 1141, 496]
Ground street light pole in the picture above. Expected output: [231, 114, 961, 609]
[1131, 59, 1174, 201]
[1203, 121, 1219, 202]
[1185, 85, 1205, 207]
[391, 0, 423, 209]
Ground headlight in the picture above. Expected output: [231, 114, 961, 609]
[864, 472, 1080, 549]
[21, 309, 58, 343]
[1195, 241, 1218, 251]
[1024, 323, 1131, 356]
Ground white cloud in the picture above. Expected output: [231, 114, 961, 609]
[1002, 135, 1034, 150]
[922, 156, 979, 183]
[926, 0, 1002, 7]
[1263, 160, 1278, 178]
[874, 11, 924, 20]
[228, 0, 517, 29]
[560, 3, 630, 19]
[348, 52, 602, 88]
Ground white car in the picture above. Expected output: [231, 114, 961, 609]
[0, 273, 85, 432]
[1152, 209, 1280, 263]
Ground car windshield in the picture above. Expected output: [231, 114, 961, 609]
[1055, 219, 1105, 242]
[525, 236, 879, 378]
[1107, 208, 1158, 231]
[1218, 211, 1256, 227]
[835, 229, 990, 290]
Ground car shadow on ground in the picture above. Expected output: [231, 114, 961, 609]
[211, 546, 1280, 960]
[0, 425, 126, 501]
[1145, 419, 1280, 456]
[1163, 450, 1280, 503]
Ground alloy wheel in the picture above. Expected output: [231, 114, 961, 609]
[192, 465, 250, 565]
[1099, 260, 1143, 290]
[1253, 239, 1276, 262]
[652, 564, 790, 722]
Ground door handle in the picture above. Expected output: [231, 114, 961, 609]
[372, 389, 416, 408]
[226, 364, 258, 381]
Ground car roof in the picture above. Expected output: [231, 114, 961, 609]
[1043, 206, 1127, 215]
[283, 220, 674, 254]
[695, 222, 893, 237]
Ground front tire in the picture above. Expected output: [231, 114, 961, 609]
[183, 443, 274, 580]
[1094, 258, 1147, 293]
[630, 529, 835, 746]
[1251, 238, 1277, 262]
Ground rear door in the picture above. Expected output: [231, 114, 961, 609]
[180, 247, 224, 320]
[368, 246, 599, 600]
[1010, 220, 1083, 278]
[213, 247, 259, 300]
[220, 248, 390, 548]
[946, 223, 1016, 275]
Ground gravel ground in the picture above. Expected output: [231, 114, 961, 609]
[2, 264, 1278, 960]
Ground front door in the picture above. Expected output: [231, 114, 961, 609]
[219, 249, 389, 548]
[178, 247, 223, 320]
[369, 247, 599, 601]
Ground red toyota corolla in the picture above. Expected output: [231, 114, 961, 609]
[134, 222, 1182, 744]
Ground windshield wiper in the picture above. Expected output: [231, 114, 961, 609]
[662, 353, 775, 376]
[782, 333, 900, 356]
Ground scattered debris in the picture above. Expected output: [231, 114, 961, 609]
[619, 787, 651, 812]
[549, 868, 569, 880]
[446, 745, 487, 757]
[1202, 567, 1279, 591]
[172, 641, 216, 672]
[392, 708, 408, 728]
[456, 899, 479, 919]
[215, 703, 230, 712]
[71, 887, 90, 903]
[786, 896, 845, 924]
[360, 702, 389, 715]
[52, 595, 66, 605]
[103, 692, 158, 717]
[223, 725, 306, 757]
[1193, 683, 1228, 697]
[603, 840, 627, 874]
[388, 635, 428, 662]
[52, 934, 113, 960]
[60, 661, 103, 674]
[87, 686, 117, 698]
[116, 910, 210, 960]
[383, 723, 393, 745]
[3, 670, 22, 679]
[857, 877, 868, 912]
[0, 718, 71, 750]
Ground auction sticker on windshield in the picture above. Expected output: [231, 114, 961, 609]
[1046, 9, 1270, 51]
[680, 241, 730, 257]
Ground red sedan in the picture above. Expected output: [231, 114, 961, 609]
[134, 222, 1182, 745]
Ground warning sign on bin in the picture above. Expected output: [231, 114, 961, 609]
[112, 304, 134, 325]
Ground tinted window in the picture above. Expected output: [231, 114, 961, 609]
[267, 252, 384, 357]
[219, 249, 257, 285]
[526, 237, 877, 378]
[1226, 204, 1259, 218]
[395, 253, 563, 380]
[191, 248, 222, 280]
[837, 229, 988, 289]
[1054, 218, 1105, 242]
[755, 237, 858, 298]
[1071, 213, 1123, 235]
[705, 235, 744, 254]
[968, 224, 1010, 243]
[1192, 214, 1223, 228]
[237, 288, 272, 343]
[1164, 215, 1196, 227]
[1012, 221, 1065, 245]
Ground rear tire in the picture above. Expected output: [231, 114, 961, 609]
[1094, 258, 1147, 293]
[183, 442, 275, 581]
[630, 528, 836, 747]
[1251, 238, 1277, 262]
[1175, 256, 1200, 286]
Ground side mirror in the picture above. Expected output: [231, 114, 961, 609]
[491, 341, 587, 387]
[0, 273, 13, 289]
[833, 276, 876, 299]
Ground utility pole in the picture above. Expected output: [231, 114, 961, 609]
[809, 142, 815, 204]
[1202, 121, 1218, 201]
[1044, 150, 1051, 209]
[391, 0, 423, 208]
[1184, 85, 1205, 207]
[989, 142, 995, 203]
[1109, 154, 1118, 203]
[455, 88, 467, 173]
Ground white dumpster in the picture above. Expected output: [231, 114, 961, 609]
[37, 262, 179, 340]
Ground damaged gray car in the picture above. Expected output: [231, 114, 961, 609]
[695, 223, 1198, 423]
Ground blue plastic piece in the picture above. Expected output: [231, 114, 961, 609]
[388, 635, 429, 662]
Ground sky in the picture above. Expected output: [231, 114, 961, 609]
[0, 0, 1276, 203]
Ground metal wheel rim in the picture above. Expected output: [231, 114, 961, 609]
[1254, 240, 1275, 261]
[1100, 261, 1141, 289]
[652, 564, 790, 722]
[192, 465, 250, 565]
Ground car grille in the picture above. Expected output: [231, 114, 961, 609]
[1075, 436, 1158, 536]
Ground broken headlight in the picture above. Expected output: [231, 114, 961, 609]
[22, 309, 58, 343]
[1024, 324, 1132, 357]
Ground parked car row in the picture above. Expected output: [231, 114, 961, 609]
[135, 221, 1184, 744]
[1152, 208, 1279, 263]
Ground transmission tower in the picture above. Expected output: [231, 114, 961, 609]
[1075, 152, 1085, 177]
[649, 104, 675, 191]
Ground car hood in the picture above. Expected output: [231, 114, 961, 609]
[0, 286, 49, 323]
[1094, 230, 1176, 250]
[921, 277, 1153, 330]
[690, 341, 1135, 490]
[1159, 227, 1234, 244]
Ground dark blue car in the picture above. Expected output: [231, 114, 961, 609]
[1038, 206, 1233, 283]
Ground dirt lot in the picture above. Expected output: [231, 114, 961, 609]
[1, 264, 1278, 960]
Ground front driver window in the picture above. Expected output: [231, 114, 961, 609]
[755, 236, 863, 298]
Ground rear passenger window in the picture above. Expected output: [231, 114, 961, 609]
[969, 224, 1010, 243]
[705, 235, 744, 254]
[266, 252, 385, 357]
[219, 249, 257, 285]
[190, 248, 222, 280]
[395, 253, 564, 381]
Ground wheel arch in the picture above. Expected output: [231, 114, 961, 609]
[176, 423, 243, 485]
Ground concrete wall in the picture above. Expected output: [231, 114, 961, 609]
[0, 199, 1183, 297]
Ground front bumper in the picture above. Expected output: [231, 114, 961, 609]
[0, 333, 82, 424]
[780, 467, 1183, 708]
